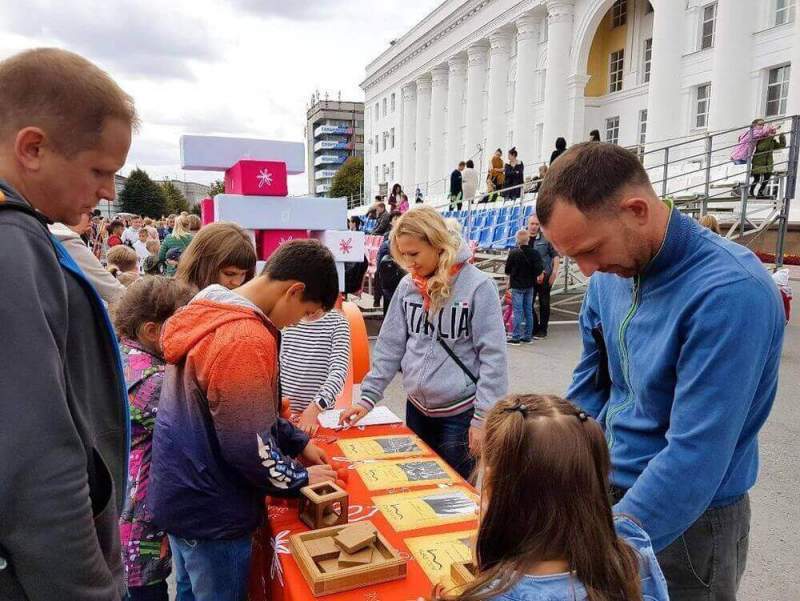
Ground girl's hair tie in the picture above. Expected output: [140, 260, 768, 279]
[503, 403, 529, 417]
[577, 411, 588, 422]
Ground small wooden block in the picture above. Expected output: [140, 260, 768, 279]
[337, 545, 374, 567]
[450, 561, 477, 586]
[333, 522, 377, 554]
[317, 557, 341, 574]
[305, 537, 340, 561]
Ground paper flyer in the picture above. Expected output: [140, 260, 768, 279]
[372, 486, 479, 532]
[337, 435, 430, 461]
[354, 458, 459, 491]
[405, 530, 476, 585]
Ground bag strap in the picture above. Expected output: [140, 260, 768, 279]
[435, 329, 478, 385]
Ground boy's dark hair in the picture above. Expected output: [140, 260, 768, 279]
[458, 161, 466, 167]
[262, 240, 338, 311]
[555, 137, 567, 151]
[374, 195, 382, 202]
[537, 142, 652, 226]
[466, 159, 474, 168]
[108, 220, 124, 234]
[509, 147, 518, 157]
[113, 276, 195, 340]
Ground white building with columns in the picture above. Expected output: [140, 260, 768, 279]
[362, 0, 800, 201]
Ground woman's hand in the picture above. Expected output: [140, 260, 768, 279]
[338, 404, 369, 427]
[468, 426, 484, 457]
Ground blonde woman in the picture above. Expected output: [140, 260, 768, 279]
[158, 214, 193, 276]
[340, 206, 508, 478]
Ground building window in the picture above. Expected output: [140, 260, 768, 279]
[643, 39, 652, 84]
[382, 98, 387, 117]
[695, 84, 711, 129]
[776, 0, 796, 26]
[606, 117, 620, 144]
[391, 93, 396, 112]
[390, 161, 395, 181]
[375, 166, 379, 182]
[609, 49, 624, 93]
[390, 128, 395, 149]
[374, 102, 379, 121]
[639, 109, 648, 146]
[375, 135, 379, 153]
[766, 65, 791, 116]
[382, 132, 387, 151]
[700, 3, 717, 50]
[611, 0, 627, 28]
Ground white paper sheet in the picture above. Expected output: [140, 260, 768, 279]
[317, 406, 403, 429]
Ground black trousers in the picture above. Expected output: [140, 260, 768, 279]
[533, 279, 552, 335]
[749, 172, 771, 196]
[611, 487, 750, 601]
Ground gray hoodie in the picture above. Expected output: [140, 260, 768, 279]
[359, 240, 508, 428]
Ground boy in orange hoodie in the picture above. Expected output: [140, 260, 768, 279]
[148, 240, 339, 601]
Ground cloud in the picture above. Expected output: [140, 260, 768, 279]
[225, 0, 343, 20]
[0, 0, 219, 80]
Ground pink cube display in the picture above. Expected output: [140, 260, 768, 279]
[200, 197, 215, 226]
[224, 160, 288, 196]
[256, 229, 309, 260]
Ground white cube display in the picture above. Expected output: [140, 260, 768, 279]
[213, 195, 347, 231]
[180, 135, 305, 173]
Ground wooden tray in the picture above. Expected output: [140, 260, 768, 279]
[289, 520, 407, 596]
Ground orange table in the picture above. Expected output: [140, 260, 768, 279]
[249, 423, 478, 601]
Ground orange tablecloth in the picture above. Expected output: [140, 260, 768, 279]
[249, 423, 478, 601]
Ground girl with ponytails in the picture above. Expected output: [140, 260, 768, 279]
[441, 394, 669, 601]
[340, 206, 508, 479]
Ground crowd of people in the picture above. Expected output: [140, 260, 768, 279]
[0, 47, 789, 601]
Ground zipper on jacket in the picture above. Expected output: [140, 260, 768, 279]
[606, 275, 641, 449]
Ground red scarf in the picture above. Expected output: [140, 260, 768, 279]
[412, 262, 465, 312]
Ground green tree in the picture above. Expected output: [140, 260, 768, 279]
[119, 168, 168, 218]
[208, 179, 225, 197]
[161, 180, 190, 214]
[328, 156, 363, 200]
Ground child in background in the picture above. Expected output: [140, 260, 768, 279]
[175, 222, 257, 291]
[133, 228, 150, 270]
[107, 219, 125, 248]
[113, 277, 195, 601]
[436, 394, 669, 601]
[107, 245, 140, 286]
[143, 240, 163, 275]
[280, 308, 351, 434]
[148, 240, 339, 600]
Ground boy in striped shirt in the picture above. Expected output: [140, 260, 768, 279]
[280, 309, 351, 433]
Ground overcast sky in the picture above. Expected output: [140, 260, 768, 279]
[0, 0, 442, 194]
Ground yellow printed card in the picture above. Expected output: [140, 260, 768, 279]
[373, 486, 479, 532]
[337, 435, 430, 461]
[354, 457, 459, 491]
[405, 530, 476, 586]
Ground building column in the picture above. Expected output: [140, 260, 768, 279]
[786, 10, 800, 116]
[645, 0, 689, 148]
[709, 0, 754, 130]
[427, 66, 449, 196]
[486, 30, 513, 157]
[401, 83, 417, 195]
[414, 74, 432, 194]
[512, 14, 541, 163]
[464, 42, 489, 167]
[446, 55, 468, 174]
[542, 0, 574, 155]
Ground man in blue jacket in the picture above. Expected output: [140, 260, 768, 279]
[537, 143, 785, 601]
[0, 49, 136, 600]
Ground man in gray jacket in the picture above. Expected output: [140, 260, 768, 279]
[0, 49, 137, 600]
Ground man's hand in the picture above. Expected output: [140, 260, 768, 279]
[298, 403, 321, 436]
[548, 271, 558, 286]
[301, 443, 328, 466]
[339, 405, 369, 427]
[307, 463, 336, 485]
[468, 426, 484, 456]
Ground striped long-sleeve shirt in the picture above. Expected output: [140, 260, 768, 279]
[280, 310, 351, 413]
